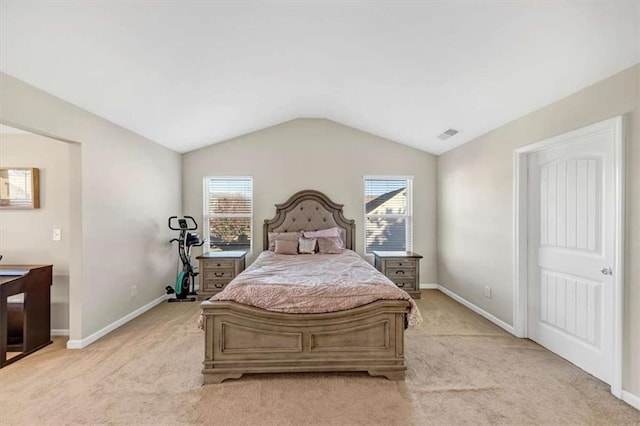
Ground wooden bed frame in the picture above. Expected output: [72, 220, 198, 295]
[201, 190, 410, 384]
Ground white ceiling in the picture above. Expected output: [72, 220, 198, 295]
[1, 1, 638, 154]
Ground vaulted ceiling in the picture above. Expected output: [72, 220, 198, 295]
[1, 1, 638, 154]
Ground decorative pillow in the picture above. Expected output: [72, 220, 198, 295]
[303, 227, 344, 248]
[303, 227, 340, 238]
[268, 231, 301, 251]
[317, 236, 344, 254]
[298, 237, 317, 254]
[274, 239, 299, 255]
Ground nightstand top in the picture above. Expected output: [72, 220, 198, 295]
[372, 251, 423, 259]
[196, 250, 248, 260]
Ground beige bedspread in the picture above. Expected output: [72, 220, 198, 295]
[208, 249, 422, 327]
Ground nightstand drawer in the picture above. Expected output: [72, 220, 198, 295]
[392, 279, 416, 291]
[203, 260, 235, 269]
[203, 268, 235, 279]
[386, 267, 415, 278]
[386, 260, 416, 268]
[202, 279, 229, 291]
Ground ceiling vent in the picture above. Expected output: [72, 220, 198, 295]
[438, 128, 459, 140]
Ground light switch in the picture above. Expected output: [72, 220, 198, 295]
[52, 228, 61, 241]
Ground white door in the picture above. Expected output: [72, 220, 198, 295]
[527, 127, 615, 384]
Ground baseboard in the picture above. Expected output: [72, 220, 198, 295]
[435, 285, 516, 335]
[420, 283, 439, 289]
[622, 390, 640, 411]
[51, 329, 70, 336]
[66, 294, 168, 349]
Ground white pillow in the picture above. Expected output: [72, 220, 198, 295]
[298, 237, 317, 254]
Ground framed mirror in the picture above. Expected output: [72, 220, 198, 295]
[0, 167, 40, 209]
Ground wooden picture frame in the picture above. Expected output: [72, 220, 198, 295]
[0, 167, 40, 209]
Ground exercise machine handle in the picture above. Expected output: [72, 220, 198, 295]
[184, 216, 198, 231]
[168, 216, 199, 231]
[168, 216, 180, 230]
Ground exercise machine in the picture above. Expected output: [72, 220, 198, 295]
[166, 216, 204, 302]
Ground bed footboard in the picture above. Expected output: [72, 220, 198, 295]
[201, 300, 409, 384]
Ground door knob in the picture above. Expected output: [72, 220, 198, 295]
[600, 267, 613, 276]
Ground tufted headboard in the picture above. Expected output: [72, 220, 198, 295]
[263, 190, 356, 251]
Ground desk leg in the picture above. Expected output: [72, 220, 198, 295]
[0, 266, 52, 368]
[24, 267, 52, 352]
[0, 292, 7, 365]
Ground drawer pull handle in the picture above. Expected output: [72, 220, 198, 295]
[214, 282, 224, 288]
[217, 263, 221, 267]
[396, 270, 405, 275]
[214, 272, 225, 277]
[398, 263, 403, 266]
[397, 282, 405, 287]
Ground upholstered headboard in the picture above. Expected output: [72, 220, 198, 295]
[263, 190, 356, 251]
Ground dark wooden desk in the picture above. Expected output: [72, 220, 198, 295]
[0, 265, 53, 368]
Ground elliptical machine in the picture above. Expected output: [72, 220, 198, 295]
[166, 216, 204, 302]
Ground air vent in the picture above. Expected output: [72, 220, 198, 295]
[438, 128, 459, 140]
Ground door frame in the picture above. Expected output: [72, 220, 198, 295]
[512, 116, 625, 398]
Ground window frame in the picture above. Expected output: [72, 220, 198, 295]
[363, 175, 414, 255]
[202, 176, 254, 255]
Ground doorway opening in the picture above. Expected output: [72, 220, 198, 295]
[0, 121, 82, 345]
[512, 116, 624, 398]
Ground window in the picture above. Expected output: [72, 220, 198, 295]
[203, 177, 253, 253]
[364, 176, 413, 253]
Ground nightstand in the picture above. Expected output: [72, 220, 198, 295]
[372, 251, 423, 299]
[196, 251, 247, 300]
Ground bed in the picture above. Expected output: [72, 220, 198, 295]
[200, 190, 420, 384]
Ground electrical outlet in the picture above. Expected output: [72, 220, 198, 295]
[130, 285, 137, 298]
[52, 228, 61, 241]
[484, 286, 492, 298]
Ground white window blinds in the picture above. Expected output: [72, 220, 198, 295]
[204, 177, 253, 252]
[364, 177, 413, 253]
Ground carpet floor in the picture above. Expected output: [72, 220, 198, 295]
[0, 290, 638, 425]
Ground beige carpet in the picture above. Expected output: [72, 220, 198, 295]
[1, 290, 638, 425]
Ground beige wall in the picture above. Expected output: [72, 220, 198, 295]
[182, 118, 438, 283]
[0, 133, 70, 330]
[0, 72, 182, 342]
[437, 65, 639, 394]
